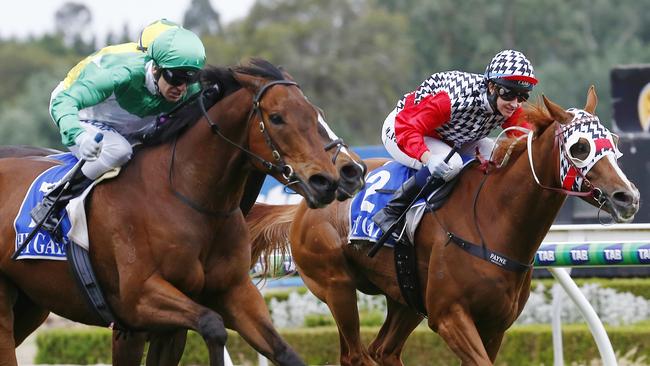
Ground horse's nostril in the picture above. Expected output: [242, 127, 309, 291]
[612, 190, 634, 206]
[340, 163, 363, 182]
[309, 174, 337, 193]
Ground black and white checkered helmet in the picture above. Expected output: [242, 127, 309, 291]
[484, 50, 538, 91]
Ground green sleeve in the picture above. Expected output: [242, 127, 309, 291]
[50, 64, 129, 146]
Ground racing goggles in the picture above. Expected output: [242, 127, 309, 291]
[496, 86, 529, 103]
[161, 68, 197, 87]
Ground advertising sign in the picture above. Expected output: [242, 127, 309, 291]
[611, 64, 650, 133]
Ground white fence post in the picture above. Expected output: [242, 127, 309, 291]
[551, 274, 567, 366]
[548, 268, 617, 366]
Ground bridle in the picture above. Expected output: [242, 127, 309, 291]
[201, 79, 300, 182]
[169, 78, 344, 216]
[527, 114, 618, 207]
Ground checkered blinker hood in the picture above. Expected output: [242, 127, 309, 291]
[559, 108, 622, 191]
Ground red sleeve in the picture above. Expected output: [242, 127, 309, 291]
[394, 91, 452, 160]
[502, 107, 532, 138]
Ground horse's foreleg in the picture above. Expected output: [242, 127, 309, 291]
[213, 281, 304, 366]
[124, 276, 227, 366]
[433, 304, 492, 366]
[111, 330, 147, 366]
[368, 297, 423, 366]
[311, 277, 376, 366]
[0, 275, 18, 365]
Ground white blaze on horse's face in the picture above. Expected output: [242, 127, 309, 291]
[318, 113, 357, 162]
[559, 108, 625, 191]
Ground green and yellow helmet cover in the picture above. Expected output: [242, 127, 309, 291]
[147, 27, 206, 70]
[138, 18, 179, 51]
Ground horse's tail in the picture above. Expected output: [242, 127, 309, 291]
[247, 202, 299, 276]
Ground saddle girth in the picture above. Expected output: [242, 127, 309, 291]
[67, 241, 126, 330]
[394, 240, 427, 316]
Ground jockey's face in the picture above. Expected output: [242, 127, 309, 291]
[489, 83, 526, 118]
[154, 67, 189, 103]
[496, 94, 521, 118]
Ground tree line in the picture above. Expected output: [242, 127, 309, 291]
[2, 0, 650, 149]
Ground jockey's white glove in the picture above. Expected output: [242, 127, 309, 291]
[426, 154, 458, 182]
[75, 132, 102, 161]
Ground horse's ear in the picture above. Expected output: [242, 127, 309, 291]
[584, 85, 598, 114]
[276, 66, 295, 82]
[543, 95, 573, 124]
[232, 72, 262, 91]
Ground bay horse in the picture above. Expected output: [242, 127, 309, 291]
[247, 87, 640, 365]
[0, 59, 365, 366]
[2, 130, 366, 365]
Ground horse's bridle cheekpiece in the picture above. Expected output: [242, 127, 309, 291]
[197, 80, 298, 180]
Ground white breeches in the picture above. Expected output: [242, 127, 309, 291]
[69, 121, 133, 180]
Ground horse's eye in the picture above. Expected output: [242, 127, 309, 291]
[569, 139, 590, 161]
[269, 114, 284, 125]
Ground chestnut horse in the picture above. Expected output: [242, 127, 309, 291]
[0, 59, 365, 366]
[247, 87, 640, 365]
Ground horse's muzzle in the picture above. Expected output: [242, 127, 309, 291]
[335, 161, 366, 201]
[605, 185, 640, 223]
[304, 173, 338, 208]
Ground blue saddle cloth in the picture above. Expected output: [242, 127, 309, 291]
[349, 156, 476, 244]
[349, 161, 422, 245]
[13, 153, 79, 260]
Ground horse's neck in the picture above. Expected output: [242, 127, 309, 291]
[170, 103, 252, 212]
[473, 126, 566, 264]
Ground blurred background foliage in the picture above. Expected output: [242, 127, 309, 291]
[2, 0, 650, 148]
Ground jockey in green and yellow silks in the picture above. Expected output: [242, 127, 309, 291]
[32, 24, 206, 233]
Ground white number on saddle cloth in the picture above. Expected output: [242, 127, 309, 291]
[360, 170, 391, 213]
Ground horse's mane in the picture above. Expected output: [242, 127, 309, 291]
[231, 58, 286, 81]
[490, 98, 555, 164]
[149, 58, 286, 144]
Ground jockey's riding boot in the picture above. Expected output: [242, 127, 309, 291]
[30, 169, 94, 233]
[372, 168, 431, 240]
